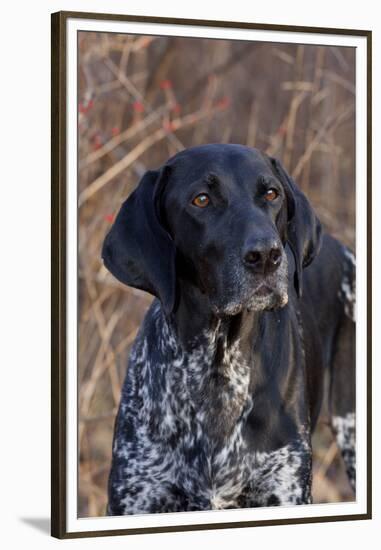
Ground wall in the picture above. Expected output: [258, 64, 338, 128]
[0, 0, 378, 549]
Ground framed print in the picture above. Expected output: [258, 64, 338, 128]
[51, 10, 372, 539]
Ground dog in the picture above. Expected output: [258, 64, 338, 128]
[102, 143, 356, 514]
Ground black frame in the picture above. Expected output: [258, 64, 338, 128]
[51, 10, 372, 539]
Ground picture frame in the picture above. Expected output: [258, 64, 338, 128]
[51, 10, 372, 539]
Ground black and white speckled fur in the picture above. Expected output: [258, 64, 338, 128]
[103, 144, 356, 515]
[108, 295, 312, 514]
[331, 248, 356, 491]
[332, 412, 356, 491]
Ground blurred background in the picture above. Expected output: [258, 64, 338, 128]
[77, 31, 355, 517]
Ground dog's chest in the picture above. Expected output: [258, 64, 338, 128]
[122, 320, 255, 510]
[168, 395, 254, 510]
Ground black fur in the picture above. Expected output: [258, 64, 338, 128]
[102, 144, 356, 514]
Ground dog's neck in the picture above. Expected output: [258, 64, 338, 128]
[170, 279, 259, 350]
[154, 280, 259, 442]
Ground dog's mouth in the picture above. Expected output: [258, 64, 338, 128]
[210, 282, 288, 317]
[203, 251, 289, 317]
[252, 283, 273, 297]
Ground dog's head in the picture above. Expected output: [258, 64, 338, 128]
[102, 144, 322, 317]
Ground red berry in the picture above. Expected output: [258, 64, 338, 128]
[216, 97, 231, 111]
[133, 101, 145, 113]
[111, 127, 120, 136]
[92, 134, 102, 150]
[163, 121, 174, 132]
[104, 214, 115, 223]
[160, 79, 172, 90]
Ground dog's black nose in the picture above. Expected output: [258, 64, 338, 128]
[243, 241, 282, 274]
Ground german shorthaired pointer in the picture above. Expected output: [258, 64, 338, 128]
[102, 144, 356, 515]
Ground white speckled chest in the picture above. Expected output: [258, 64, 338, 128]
[111, 304, 310, 513]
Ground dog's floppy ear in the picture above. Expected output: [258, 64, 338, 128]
[102, 167, 176, 315]
[269, 156, 322, 297]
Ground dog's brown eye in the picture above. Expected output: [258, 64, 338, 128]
[265, 188, 278, 201]
[192, 194, 210, 208]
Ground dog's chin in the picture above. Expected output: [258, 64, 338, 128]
[210, 286, 288, 317]
[246, 286, 289, 312]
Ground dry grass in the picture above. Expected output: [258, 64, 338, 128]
[77, 31, 356, 517]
